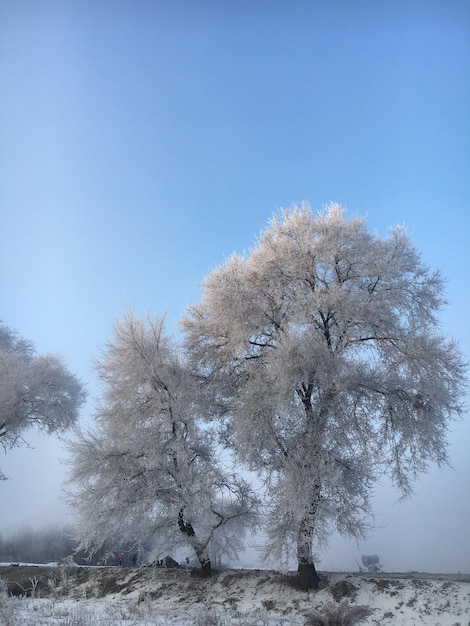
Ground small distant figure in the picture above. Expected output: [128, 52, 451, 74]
[132, 553, 138, 567]
[118, 554, 124, 567]
[185, 556, 190, 568]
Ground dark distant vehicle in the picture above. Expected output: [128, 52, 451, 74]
[140, 555, 180, 569]
[360, 554, 382, 572]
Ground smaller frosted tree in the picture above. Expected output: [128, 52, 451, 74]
[66, 312, 258, 576]
[0, 323, 86, 479]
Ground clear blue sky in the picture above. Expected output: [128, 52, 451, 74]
[1, 1, 469, 571]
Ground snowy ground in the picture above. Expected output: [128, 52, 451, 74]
[1, 564, 469, 625]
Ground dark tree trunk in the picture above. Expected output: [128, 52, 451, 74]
[178, 508, 212, 577]
[297, 560, 320, 591]
[296, 511, 320, 590]
[199, 557, 212, 578]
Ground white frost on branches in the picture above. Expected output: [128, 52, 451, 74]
[66, 313, 258, 569]
[181, 203, 467, 582]
[0, 323, 86, 480]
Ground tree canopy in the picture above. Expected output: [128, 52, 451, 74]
[0, 323, 86, 480]
[182, 203, 467, 589]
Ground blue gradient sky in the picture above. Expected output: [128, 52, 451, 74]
[1, 1, 469, 571]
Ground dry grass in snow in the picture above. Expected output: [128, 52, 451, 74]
[1, 565, 469, 625]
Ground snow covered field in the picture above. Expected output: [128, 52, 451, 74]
[1, 565, 469, 625]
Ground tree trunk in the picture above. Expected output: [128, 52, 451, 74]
[297, 560, 320, 591]
[178, 508, 212, 577]
[296, 515, 320, 591]
[198, 556, 212, 578]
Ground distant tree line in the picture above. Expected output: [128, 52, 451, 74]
[0, 525, 142, 566]
[0, 526, 75, 564]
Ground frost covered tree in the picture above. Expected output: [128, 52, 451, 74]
[0, 323, 86, 480]
[66, 312, 258, 576]
[182, 203, 467, 590]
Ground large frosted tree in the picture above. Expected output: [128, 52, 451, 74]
[182, 204, 467, 589]
[0, 323, 86, 480]
[66, 313, 258, 576]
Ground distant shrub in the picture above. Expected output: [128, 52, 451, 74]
[329, 580, 358, 602]
[303, 598, 374, 626]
